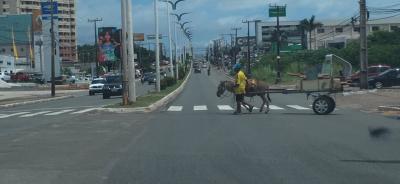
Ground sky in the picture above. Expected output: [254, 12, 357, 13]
[76, 0, 400, 48]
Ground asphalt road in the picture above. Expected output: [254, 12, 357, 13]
[0, 81, 154, 113]
[0, 67, 399, 184]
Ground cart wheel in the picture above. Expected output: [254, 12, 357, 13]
[313, 96, 335, 115]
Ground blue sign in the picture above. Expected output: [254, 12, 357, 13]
[41, 2, 58, 15]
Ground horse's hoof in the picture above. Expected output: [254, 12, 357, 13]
[265, 109, 270, 114]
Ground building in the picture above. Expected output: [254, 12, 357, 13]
[0, 14, 34, 71]
[313, 17, 400, 50]
[0, 0, 78, 63]
[256, 17, 400, 51]
[0, 55, 15, 73]
[256, 21, 304, 52]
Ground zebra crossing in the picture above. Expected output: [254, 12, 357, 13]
[0, 108, 100, 119]
[167, 104, 313, 112]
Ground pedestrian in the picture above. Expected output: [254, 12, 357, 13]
[232, 63, 253, 115]
[207, 65, 211, 76]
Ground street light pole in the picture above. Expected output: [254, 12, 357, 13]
[154, 0, 161, 92]
[165, 1, 175, 78]
[50, 0, 56, 97]
[231, 27, 241, 65]
[121, 0, 129, 105]
[126, 0, 136, 102]
[88, 18, 102, 77]
[242, 20, 252, 75]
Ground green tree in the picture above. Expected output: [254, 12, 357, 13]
[299, 15, 323, 50]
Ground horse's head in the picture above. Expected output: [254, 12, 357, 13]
[216, 81, 227, 97]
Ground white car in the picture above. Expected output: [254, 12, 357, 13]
[89, 78, 106, 96]
[0, 72, 11, 82]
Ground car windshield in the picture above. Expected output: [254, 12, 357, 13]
[92, 79, 105, 84]
[106, 76, 122, 83]
[378, 69, 393, 76]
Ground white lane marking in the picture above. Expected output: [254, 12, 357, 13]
[0, 112, 30, 119]
[268, 105, 285, 110]
[71, 108, 99, 114]
[20, 111, 52, 118]
[217, 105, 234, 111]
[45, 109, 75, 116]
[287, 105, 311, 110]
[193, 105, 208, 111]
[167, 106, 183, 112]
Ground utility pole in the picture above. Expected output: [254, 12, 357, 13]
[126, 0, 136, 102]
[231, 27, 241, 65]
[359, 0, 368, 89]
[163, 1, 175, 78]
[50, 0, 56, 97]
[242, 20, 252, 75]
[121, 0, 129, 105]
[88, 18, 103, 77]
[154, 0, 161, 92]
[269, 5, 286, 83]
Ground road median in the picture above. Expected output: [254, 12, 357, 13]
[99, 68, 192, 113]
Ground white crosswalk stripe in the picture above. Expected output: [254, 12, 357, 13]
[217, 105, 234, 111]
[268, 105, 285, 110]
[70, 108, 99, 114]
[287, 105, 310, 110]
[241, 105, 259, 110]
[0, 112, 30, 119]
[20, 111, 52, 118]
[193, 105, 207, 111]
[168, 106, 183, 112]
[45, 109, 76, 116]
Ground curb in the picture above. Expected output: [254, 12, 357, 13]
[0, 95, 74, 108]
[378, 106, 400, 112]
[98, 68, 193, 113]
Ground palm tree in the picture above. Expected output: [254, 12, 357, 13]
[299, 15, 323, 50]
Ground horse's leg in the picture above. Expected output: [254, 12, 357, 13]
[263, 94, 270, 114]
[259, 94, 266, 112]
[241, 96, 253, 112]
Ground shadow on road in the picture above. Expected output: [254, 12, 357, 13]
[340, 159, 400, 164]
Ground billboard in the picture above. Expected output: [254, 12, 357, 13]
[98, 27, 120, 64]
[134, 33, 145, 41]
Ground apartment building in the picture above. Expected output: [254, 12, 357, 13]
[0, 0, 77, 63]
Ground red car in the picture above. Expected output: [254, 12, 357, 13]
[351, 65, 391, 83]
[11, 72, 30, 82]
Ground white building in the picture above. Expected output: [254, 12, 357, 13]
[0, 55, 15, 73]
[0, 0, 78, 63]
[312, 17, 400, 50]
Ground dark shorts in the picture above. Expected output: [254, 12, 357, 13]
[235, 94, 244, 102]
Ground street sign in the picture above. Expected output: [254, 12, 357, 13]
[147, 34, 163, 40]
[41, 2, 58, 15]
[269, 6, 286, 17]
[134, 33, 145, 41]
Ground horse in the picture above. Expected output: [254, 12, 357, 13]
[216, 80, 272, 114]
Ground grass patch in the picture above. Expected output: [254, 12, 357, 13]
[105, 79, 185, 108]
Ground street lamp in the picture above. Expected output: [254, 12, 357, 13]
[154, 0, 161, 92]
[160, 0, 175, 78]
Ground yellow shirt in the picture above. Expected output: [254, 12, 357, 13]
[235, 70, 247, 94]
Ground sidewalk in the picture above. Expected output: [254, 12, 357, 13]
[336, 88, 400, 113]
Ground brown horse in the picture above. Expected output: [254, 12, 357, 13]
[216, 80, 271, 113]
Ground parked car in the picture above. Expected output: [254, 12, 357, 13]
[142, 72, 156, 84]
[31, 73, 45, 84]
[351, 65, 391, 84]
[54, 75, 67, 85]
[0, 71, 11, 81]
[202, 64, 208, 68]
[89, 78, 106, 96]
[368, 68, 400, 89]
[102, 75, 123, 99]
[11, 72, 30, 82]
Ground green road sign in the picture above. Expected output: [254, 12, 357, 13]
[269, 6, 286, 17]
